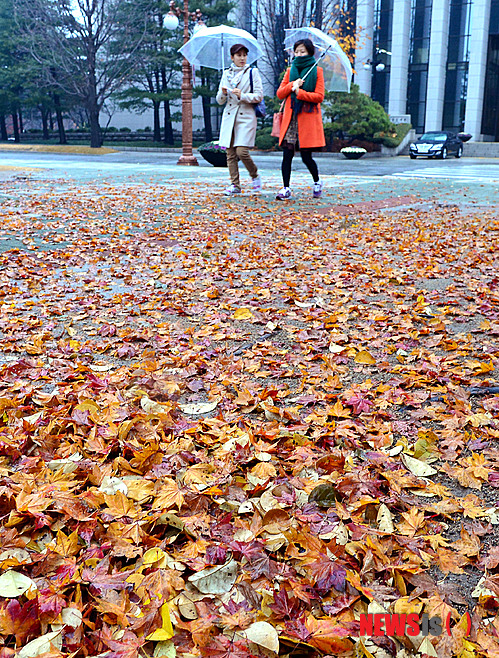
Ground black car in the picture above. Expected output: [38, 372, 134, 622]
[409, 131, 464, 159]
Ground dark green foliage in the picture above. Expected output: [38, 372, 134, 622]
[0, 0, 29, 140]
[192, 0, 236, 141]
[255, 126, 278, 150]
[322, 84, 395, 143]
[374, 122, 412, 148]
[14, 0, 149, 147]
[113, 0, 183, 144]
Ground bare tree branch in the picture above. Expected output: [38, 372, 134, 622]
[14, 0, 149, 146]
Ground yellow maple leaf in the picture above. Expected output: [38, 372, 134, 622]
[233, 308, 254, 320]
[397, 508, 426, 537]
[153, 478, 184, 511]
[104, 492, 137, 519]
[329, 400, 350, 418]
[354, 350, 376, 365]
[250, 462, 277, 480]
[436, 548, 467, 574]
[146, 602, 174, 641]
[54, 530, 79, 557]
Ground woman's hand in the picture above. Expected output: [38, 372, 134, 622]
[221, 87, 228, 95]
[232, 88, 242, 99]
[291, 78, 304, 92]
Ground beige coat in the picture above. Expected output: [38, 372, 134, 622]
[216, 65, 264, 148]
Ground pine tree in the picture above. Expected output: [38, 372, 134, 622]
[192, 0, 235, 141]
[113, 0, 182, 145]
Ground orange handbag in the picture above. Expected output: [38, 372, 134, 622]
[271, 101, 285, 138]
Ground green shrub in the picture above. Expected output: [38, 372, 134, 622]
[375, 123, 412, 148]
[119, 127, 132, 133]
[255, 127, 278, 150]
[322, 84, 395, 143]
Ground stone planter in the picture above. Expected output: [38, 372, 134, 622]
[341, 151, 366, 160]
[198, 148, 227, 167]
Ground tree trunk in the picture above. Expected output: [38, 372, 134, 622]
[12, 111, 20, 142]
[87, 50, 102, 148]
[160, 66, 174, 145]
[53, 94, 67, 144]
[146, 74, 161, 142]
[49, 112, 54, 131]
[41, 107, 49, 139]
[314, 0, 323, 30]
[18, 108, 24, 134]
[0, 115, 7, 141]
[202, 93, 213, 142]
[163, 100, 174, 145]
[153, 100, 161, 142]
[89, 108, 102, 148]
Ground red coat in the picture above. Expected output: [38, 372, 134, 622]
[276, 67, 326, 149]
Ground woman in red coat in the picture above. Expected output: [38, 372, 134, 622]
[275, 39, 325, 200]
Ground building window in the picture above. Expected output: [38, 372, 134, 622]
[372, 0, 393, 110]
[490, 0, 499, 34]
[482, 35, 499, 138]
[481, 0, 499, 138]
[407, 0, 433, 132]
[442, 0, 471, 132]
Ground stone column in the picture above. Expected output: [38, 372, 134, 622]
[464, 0, 492, 140]
[355, 0, 375, 96]
[425, 0, 451, 131]
[388, 0, 411, 117]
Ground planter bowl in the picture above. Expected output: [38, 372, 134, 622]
[198, 149, 227, 167]
[341, 151, 366, 160]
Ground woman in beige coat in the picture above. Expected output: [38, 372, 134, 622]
[216, 44, 264, 196]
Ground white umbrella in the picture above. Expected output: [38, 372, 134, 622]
[179, 25, 264, 71]
[284, 27, 352, 92]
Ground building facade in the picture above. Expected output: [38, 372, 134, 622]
[354, 0, 499, 139]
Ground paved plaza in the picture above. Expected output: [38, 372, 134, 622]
[0, 148, 498, 657]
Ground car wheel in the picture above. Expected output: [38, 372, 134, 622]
[456, 146, 463, 158]
[410, 153, 417, 159]
[440, 147, 448, 160]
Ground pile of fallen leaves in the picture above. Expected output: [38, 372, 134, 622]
[0, 179, 498, 658]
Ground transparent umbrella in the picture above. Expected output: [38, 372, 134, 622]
[284, 27, 352, 92]
[179, 25, 264, 71]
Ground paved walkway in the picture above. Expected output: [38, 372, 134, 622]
[1, 150, 498, 207]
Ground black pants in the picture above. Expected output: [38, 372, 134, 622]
[281, 146, 319, 188]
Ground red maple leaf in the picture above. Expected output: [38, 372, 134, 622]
[269, 585, 306, 620]
[308, 556, 346, 595]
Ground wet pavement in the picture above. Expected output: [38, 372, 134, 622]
[1, 148, 498, 211]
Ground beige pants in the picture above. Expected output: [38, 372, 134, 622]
[226, 145, 258, 190]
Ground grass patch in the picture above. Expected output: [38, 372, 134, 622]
[0, 144, 117, 155]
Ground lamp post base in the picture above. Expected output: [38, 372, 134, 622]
[177, 154, 199, 166]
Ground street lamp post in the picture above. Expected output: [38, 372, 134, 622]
[165, 1, 204, 166]
[363, 48, 391, 103]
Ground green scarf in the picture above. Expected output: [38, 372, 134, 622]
[289, 54, 317, 114]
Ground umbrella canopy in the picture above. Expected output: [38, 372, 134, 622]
[179, 25, 264, 71]
[284, 27, 352, 92]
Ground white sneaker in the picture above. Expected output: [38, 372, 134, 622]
[252, 175, 262, 192]
[276, 187, 291, 200]
[313, 180, 323, 198]
[224, 184, 241, 196]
